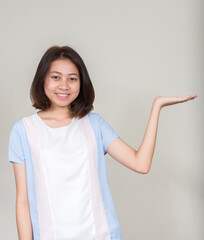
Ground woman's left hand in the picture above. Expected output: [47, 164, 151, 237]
[153, 94, 198, 109]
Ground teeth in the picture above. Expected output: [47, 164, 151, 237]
[57, 94, 68, 96]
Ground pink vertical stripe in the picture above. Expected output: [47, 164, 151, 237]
[79, 115, 111, 240]
[23, 116, 56, 240]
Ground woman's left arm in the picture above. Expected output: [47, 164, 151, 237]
[107, 94, 197, 174]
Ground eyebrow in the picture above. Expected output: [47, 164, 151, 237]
[50, 71, 79, 76]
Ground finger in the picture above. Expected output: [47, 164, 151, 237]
[173, 95, 196, 103]
[185, 94, 198, 100]
[190, 94, 198, 99]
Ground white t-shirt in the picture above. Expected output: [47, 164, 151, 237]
[8, 112, 123, 240]
[34, 113, 95, 238]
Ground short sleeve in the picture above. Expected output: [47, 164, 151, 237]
[8, 122, 26, 164]
[98, 114, 119, 155]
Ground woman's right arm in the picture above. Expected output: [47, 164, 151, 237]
[13, 162, 33, 240]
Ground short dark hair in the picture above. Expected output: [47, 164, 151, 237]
[30, 45, 95, 119]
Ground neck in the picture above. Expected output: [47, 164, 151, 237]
[40, 106, 72, 120]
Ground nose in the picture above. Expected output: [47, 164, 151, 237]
[59, 85, 68, 90]
[59, 76, 69, 90]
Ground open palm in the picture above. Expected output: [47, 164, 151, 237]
[154, 94, 198, 108]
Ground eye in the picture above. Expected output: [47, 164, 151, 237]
[51, 75, 60, 80]
[70, 78, 77, 81]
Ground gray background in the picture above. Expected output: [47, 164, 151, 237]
[1, 0, 203, 239]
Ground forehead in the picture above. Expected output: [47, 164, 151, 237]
[49, 59, 79, 74]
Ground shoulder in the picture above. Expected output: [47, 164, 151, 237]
[87, 112, 104, 124]
[88, 112, 100, 120]
[10, 113, 34, 134]
[9, 120, 26, 142]
[11, 119, 24, 131]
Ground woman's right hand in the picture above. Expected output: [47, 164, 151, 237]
[13, 163, 33, 240]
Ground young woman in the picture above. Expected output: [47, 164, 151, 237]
[8, 45, 197, 240]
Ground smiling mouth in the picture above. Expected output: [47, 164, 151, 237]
[56, 93, 69, 96]
[56, 93, 70, 99]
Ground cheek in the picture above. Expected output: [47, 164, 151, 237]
[70, 82, 80, 93]
[75, 82, 80, 93]
[44, 80, 57, 92]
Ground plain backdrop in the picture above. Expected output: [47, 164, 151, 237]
[1, 0, 203, 239]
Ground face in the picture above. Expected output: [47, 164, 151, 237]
[44, 58, 80, 110]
